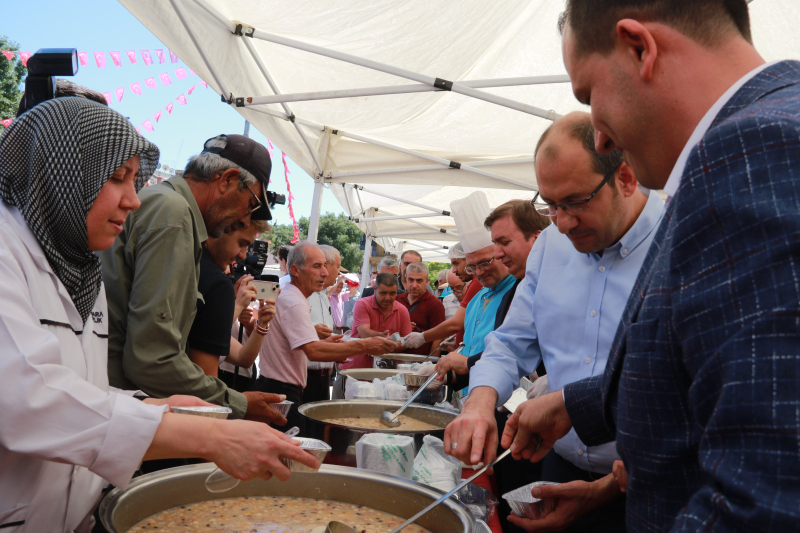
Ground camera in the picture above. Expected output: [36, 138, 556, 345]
[229, 239, 271, 282]
[267, 191, 286, 207]
[20, 49, 78, 115]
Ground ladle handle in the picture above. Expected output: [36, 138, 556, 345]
[388, 448, 513, 533]
[391, 371, 440, 421]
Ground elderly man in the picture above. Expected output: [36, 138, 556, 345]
[398, 249, 422, 291]
[396, 262, 445, 356]
[303, 244, 341, 404]
[360, 256, 403, 299]
[502, 2, 800, 531]
[441, 269, 466, 320]
[102, 134, 284, 424]
[446, 112, 663, 533]
[257, 242, 397, 428]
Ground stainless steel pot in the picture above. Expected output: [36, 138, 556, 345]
[339, 368, 410, 381]
[98, 464, 474, 533]
[375, 353, 440, 369]
[300, 400, 458, 467]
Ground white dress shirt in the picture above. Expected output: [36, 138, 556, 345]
[307, 290, 334, 370]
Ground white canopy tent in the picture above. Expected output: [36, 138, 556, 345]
[121, 0, 799, 280]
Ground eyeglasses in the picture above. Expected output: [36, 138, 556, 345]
[245, 185, 262, 215]
[531, 163, 621, 218]
[465, 256, 495, 275]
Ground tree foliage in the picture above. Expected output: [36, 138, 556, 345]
[265, 212, 366, 272]
[426, 262, 451, 285]
[0, 36, 25, 125]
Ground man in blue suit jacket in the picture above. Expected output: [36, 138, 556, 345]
[498, 1, 800, 531]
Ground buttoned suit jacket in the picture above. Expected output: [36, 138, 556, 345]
[564, 61, 800, 531]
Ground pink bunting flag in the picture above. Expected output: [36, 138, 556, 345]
[141, 119, 154, 132]
[265, 140, 274, 159]
[282, 152, 300, 244]
[159, 72, 172, 86]
[115, 87, 124, 102]
[102, 92, 112, 105]
[130, 81, 142, 95]
[175, 67, 187, 80]
[1, 119, 12, 128]
[18, 51, 31, 67]
[94, 51, 106, 68]
[153, 110, 162, 123]
[154, 49, 165, 63]
[140, 50, 153, 65]
[187, 84, 196, 95]
[125, 50, 137, 64]
[145, 77, 157, 89]
[110, 51, 122, 67]
[200, 80, 208, 88]
[189, 68, 195, 76]
[1, 51, 13, 61]
[77, 52, 88, 65]
[176, 94, 187, 105]
[169, 49, 178, 63]
[165, 102, 173, 114]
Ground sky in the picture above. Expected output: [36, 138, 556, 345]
[1, 0, 346, 226]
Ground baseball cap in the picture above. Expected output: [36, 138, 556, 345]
[201, 134, 273, 220]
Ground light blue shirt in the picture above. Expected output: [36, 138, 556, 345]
[462, 273, 517, 357]
[471, 192, 665, 473]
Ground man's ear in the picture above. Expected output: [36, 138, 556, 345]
[289, 263, 300, 278]
[217, 168, 241, 194]
[616, 19, 658, 82]
[616, 161, 640, 197]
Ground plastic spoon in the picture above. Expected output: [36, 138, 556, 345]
[379, 372, 440, 428]
[388, 449, 513, 533]
[205, 426, 300, 493]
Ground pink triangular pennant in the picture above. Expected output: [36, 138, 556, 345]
[165, 102, 173, 114]
[18, 52, 31, 67]
[155, 49, 165, 63]
[125, 50, 137, 64]
[140, 50, 153, 66]
[110, 51, 122, 67]
[175, 67, 187, 79]
[94, 51, 106, 68]
[200, 80, 208, 88]
[145, 77, 157, 89]
[141, 119, 154, 132]
[115, 87, 124, 102]
[77, 51, 88, 65]
[102, 91, 112, 105]
[187, 84, 196, 95]
[130, 81, 142, 95]
[1, 119, 12, 128]
[153, 110, 162, 123]
[189, 68, 195, 76]
[169, 49, 178, 63]
[2, 51, 15, 61]
[159, 72, 172, 86]
[176, 94, 187, 105]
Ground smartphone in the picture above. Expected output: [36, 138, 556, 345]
[248, 280, 280, 302]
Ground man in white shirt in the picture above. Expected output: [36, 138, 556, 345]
[303, 244, 340, 404]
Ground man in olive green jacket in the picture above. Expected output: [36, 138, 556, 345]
[102, 134, 282, 423]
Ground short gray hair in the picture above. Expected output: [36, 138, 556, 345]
[319, 244, 340, 265]
[378, 256, 399, 271]
[448, 243, 466, 260]
[184, 136, 257, 189]
[287, 240, 321, 278]
[406, 262, 429, 277]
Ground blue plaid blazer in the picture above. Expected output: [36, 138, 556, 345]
[564, 61, 800, 531]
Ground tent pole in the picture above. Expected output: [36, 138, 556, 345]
[307, 180, 325, 243]
[374, 231, 450, 238]
[343, 131, 536, 190]
[246, 74, 570, 106]
[360, 235, 373, 289]
[354, 185, 449, 215]
[247, 27, 559, 120]
[328, 158, 534, 180]
[353, 213, 442, 223]
[169, 0, 229, 96]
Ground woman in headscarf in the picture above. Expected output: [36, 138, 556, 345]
[0, 97, 317, 533]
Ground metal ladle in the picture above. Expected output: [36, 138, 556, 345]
[325, 521, 356, 533]
[379, 371, 440, 428]
[204, 426, 300, 493]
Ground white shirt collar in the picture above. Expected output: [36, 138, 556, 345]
[663, 61, 778, 198]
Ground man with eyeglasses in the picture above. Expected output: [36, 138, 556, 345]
[102, 134, 286, 429]
[444, 113, 664, 533]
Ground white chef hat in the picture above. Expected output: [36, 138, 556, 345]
[450, 192, 494, 253]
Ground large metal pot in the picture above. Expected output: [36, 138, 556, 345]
[339, 368, 409, 381]
[98, 464, 475, 533]
[300, 400, 458, 467]
[375, 353, 440, 369]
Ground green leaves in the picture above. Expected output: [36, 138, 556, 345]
[0, 36, 26, 125]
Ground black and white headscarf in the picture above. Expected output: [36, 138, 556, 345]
[0, 97, 159, 324]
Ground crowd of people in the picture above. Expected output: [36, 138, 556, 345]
[1, 0, 798, 532]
